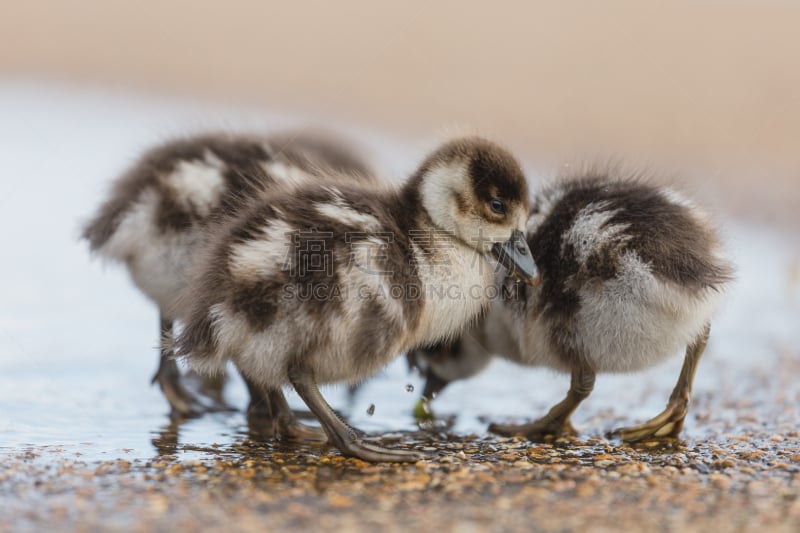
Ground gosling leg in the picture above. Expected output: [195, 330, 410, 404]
[490, 364, 596, 441]
[407, 348, 454, 422]
[613, 323, 710, 442]
[243, 375, 327, 442]
[289, 366, 425, 462]
[151, 314, 232, 418]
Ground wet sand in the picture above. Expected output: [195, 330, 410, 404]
[3, 423, 798, 532]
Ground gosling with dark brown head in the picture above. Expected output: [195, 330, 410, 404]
[412, 172, 734, 441]
[174, 137, 538, 462]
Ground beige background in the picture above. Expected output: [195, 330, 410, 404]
[2, 0, 799, 225]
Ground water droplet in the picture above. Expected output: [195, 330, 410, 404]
[366, 404, 375, 416]
[405, 384, 414, 393]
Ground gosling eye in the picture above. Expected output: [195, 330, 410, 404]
[489, 198, 506, 215]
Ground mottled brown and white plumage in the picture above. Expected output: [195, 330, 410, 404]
[83, 130, 377, 418]
[174, 136, 538, 462]
[412, 171, 734, 441]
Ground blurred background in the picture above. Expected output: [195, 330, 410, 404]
[2, 0, 799, 226]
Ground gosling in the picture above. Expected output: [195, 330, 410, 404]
[411, 172, 734, 442]
[83, 131, 376, 418]
[174, 137, 539, 462]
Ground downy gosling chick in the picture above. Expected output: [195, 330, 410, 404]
[174, 137, 539, 462]
[411, 173, 734, 441]
[83, 131, 376, 418]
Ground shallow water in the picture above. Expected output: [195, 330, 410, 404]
[1, 83, 798, 469]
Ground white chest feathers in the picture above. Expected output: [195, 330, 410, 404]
[412, 237, 495, 347]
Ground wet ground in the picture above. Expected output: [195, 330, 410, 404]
[1, 86, 799, 531]
[2, 425, 798, 531]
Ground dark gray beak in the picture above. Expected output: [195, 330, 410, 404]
[490, 230, 540, 285]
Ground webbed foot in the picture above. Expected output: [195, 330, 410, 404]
[610, 398, 688, 442]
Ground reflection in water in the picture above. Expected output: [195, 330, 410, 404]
[149, 409, 333, 461]
[151, 419, 182, 456]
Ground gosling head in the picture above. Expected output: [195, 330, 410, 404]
[413, 137, 539, 283]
